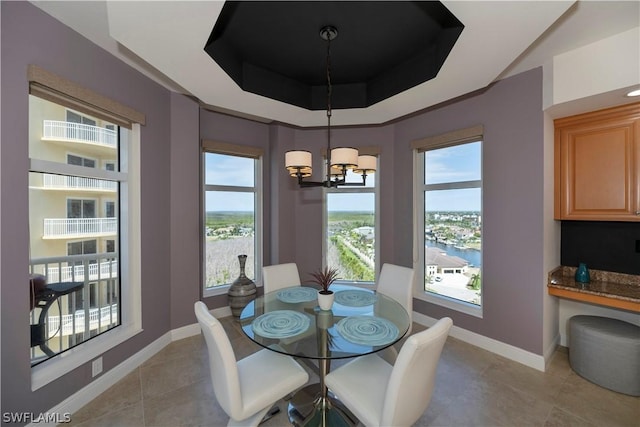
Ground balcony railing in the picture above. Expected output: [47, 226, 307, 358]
[43, 218, 117, 238]
[46, 304, 119, 337]
[30, 253, 119, 365]
[42, 120, 117, 148]
[42, 174, 117, 192]
[39, 258, 119, 283]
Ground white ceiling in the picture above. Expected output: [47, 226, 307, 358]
[31, 1, 640, 127]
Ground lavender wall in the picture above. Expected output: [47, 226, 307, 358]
[170, 93, 201, 328]
[1, 2, 173, 415]
[396, 69, 546, 353]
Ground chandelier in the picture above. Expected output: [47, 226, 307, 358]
[285, 26, 377, 188]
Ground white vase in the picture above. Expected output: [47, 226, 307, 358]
[317, 291, 335, 311]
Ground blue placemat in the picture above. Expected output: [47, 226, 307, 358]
[252, 310, 311, 339]
[334, 290, 378, 307]
[336, 316, 399, 346]
[276, 287, 317, 303]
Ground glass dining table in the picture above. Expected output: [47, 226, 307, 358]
[239, 284, 410, 427]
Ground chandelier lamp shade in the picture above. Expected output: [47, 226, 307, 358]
[285, 26, 376, 188]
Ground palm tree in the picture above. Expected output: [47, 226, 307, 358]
[468, 273, 481, 290]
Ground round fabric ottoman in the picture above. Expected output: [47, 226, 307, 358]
[569, 315, 640, 396]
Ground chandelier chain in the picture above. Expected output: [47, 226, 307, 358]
[325, 27, 333, 179]
[326, 29, 332, 120]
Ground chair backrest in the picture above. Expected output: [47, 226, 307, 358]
[194, 301, 243, 419]
[381, 317, 453, 427]
[262, 262, 301, 294]
[376, 263, 414, 334]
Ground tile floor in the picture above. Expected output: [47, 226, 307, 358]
[68, 318, 639, 427]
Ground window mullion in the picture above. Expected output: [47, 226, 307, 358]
[205, 184, 255, 193]
[424, 180, 482, 191]
[30, 158, 126, 181]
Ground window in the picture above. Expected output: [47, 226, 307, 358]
[325, 153, 379, 284]
[29, 97, 122, 366]
[105, 201, 115, 218]
[67, 154, 96, 168]
[67, 199, 96, 219]
[413, 127, 483, 315]
[202, 143, 263, 295]
[27, 65, 145, 389]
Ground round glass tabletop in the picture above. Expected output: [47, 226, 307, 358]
[240, 284, 410, 360]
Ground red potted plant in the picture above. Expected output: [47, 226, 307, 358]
[309, 266, 339, 310]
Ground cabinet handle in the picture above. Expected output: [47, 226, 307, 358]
[636, 211, 640, 216]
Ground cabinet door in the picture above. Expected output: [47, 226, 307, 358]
[555, 103, 639, 221]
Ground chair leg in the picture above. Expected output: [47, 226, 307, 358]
[228, 405, 274, 427]
[259, 405, 280, 424]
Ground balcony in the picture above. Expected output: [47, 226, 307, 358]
[42, 120, 117, 149]
[38, 257, 119, 283]
[30, 253, 119, 365]
[43, 218, 117, 239]
[42, 174, 117, 192]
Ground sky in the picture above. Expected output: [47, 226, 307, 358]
[424, 142, 481, 212]
[205, 142, 481, 212]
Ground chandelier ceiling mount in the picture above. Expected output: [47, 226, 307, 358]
[285, 26, 376, 188]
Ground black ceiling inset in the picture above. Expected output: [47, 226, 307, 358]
[204, 1, 463, 111]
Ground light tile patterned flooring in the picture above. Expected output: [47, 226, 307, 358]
[68, 318, 639, 427]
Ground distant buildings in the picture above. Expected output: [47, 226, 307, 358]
[425, 246, 468, 275]
[353, 226, 374, 240]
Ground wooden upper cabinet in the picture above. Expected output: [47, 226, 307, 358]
[554, 102, 640, 221]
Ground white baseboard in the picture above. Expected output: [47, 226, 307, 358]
[212, 305, 232, 319]
[413, 312, 548, 372]
[170, 322, 201, 341]
[543, 333, 562, 369]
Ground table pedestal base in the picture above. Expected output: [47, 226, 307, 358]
[287, 384, 358, 427]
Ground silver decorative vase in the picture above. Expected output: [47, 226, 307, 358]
[228, 255, 256, 317]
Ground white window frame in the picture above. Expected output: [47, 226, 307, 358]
[323, 156, 380, 287]
[412, 127, 484, 318]
[201, 146, 264, 298]
[30, 124, 142, 391]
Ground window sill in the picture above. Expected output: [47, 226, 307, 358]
[416, 292, 483, 318]
[31, 324, 143, 391]
[202, 285, 231, 299]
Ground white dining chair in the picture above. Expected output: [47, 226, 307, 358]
[325, 317, 453, 427]
[262, 262, 301, 294]
[194, 301, 309, 427]
[375, 263, 415, 363]
[262, 262, 322, 375]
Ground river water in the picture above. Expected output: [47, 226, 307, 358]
[427, 241, 482, 267]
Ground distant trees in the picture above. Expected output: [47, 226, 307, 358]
[329, 235, 375, 281]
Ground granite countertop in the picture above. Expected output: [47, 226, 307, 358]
[548, 266, 640, 303]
